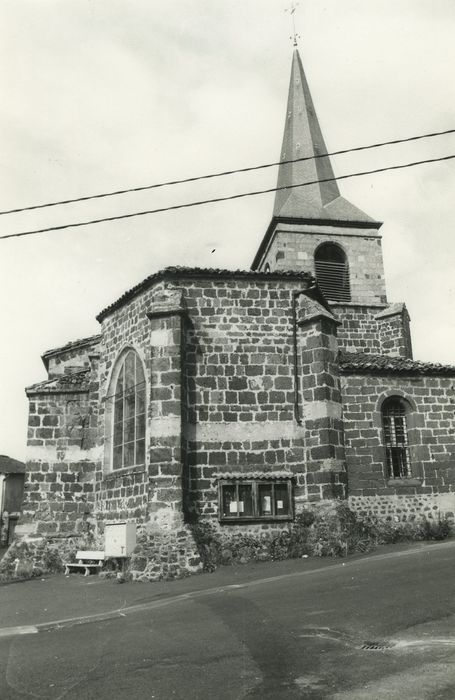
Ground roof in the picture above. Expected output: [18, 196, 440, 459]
[251, 49, 382, 271]
[215, 471, 293, 480]
[26, 369, 91, 396]
[96, 266, 313, 322]
[272, 49, 377, 224]
[42, 334, 101, 369]
[375, 302, 409, 320]
[339, 352, 455, 375]
[0, 455, 25, 474]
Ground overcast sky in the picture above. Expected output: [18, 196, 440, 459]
[1, 0, 455, 461]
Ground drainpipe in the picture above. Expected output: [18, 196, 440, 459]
[0, 475, 5, 544]
[292, 290, 306, 426]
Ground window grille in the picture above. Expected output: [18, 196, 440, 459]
[382, 398, 411, 479]
[111, 350, 146, 470]
[314, 243, 351, 302]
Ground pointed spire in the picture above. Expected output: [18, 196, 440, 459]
[273, 49, 374, 223]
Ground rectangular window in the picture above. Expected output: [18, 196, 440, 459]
[219, 480, 293, 522]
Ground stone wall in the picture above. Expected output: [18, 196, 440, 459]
[182, 275, 308, 518]
[330, 303, 412, 358]
[297, 298, 346, 501]
[44, 336, 100, 378]
[341, 372, 455, 519]
[259, 222, 387, 305]
[349, 492, 455, 523]
[128, 525, 203, 581]
[21, 372, 100, 538]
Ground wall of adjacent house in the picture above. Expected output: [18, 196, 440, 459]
[340, 372, 455, 521]
[3, 473, 25, 514]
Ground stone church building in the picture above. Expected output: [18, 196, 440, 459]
[17, 49, 455, 577]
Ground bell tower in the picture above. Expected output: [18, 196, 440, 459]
[251, 48, 387, 307]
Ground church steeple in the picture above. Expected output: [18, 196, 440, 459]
[252, 47, 386, 309]
[273, 48, 374, 224]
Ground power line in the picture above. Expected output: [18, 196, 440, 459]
[1, 127, 455, 217]
[1, 152, 454, 242]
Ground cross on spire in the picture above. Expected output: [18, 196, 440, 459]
[285, 1, 301, 46]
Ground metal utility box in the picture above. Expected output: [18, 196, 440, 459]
[104, 522, 136, 557]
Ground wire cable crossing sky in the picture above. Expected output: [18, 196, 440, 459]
[1, 152, 454, 241]
[0, 127, 454, 217]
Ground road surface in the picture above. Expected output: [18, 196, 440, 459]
[2, 542, 455, 698]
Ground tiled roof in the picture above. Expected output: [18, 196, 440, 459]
[0, 455, 25, 474]
[273, 50, 377, 225]
[26, 369, 91, 395]
[339, 352, 455, 375]
[96, 266, 313, 322]
[42, 334, 101, 361]
[215, 471, 293, 480]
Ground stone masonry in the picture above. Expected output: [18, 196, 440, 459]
[9, 45, 455, 581]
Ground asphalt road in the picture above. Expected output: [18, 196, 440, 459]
[2, 543, 455, 699]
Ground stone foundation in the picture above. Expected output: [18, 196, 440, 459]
[0, 535, 85, 581]
[128, 524, 203, 581]
[348, 493, 455, 523]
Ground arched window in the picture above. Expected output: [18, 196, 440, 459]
[314, 243, 351, 302]
[382, 396, 411, 479]
[264, 263, 271, 273]
[111, 350, 146, 470]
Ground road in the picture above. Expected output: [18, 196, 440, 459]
[2, 542, 455, 699]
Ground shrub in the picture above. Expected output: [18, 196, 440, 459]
[189, 505, 452, 571]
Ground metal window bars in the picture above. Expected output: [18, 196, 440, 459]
[383, 402, 411, 479]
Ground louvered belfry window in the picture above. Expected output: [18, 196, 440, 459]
[382, 397, 411, 479]
[314, 243, 351, 302]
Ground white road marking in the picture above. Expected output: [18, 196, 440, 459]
[0, 625, 38, 637]
[1, 539, 455, 638]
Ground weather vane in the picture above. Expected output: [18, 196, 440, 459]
[285, 1, 301, 46]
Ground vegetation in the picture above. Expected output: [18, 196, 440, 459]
[190, 503, 452, 572]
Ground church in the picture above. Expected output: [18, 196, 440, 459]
[14, 47, 455, 579]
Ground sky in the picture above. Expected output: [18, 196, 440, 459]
[1, 0, 455, 461]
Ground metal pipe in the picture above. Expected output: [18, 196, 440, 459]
[292, 290, 306, 425]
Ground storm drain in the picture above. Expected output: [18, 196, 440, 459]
[361, 641, 396, 651]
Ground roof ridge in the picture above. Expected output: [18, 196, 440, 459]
[42, 334, 101, 359]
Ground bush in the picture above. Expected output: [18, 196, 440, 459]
[189, 505, 452, 571]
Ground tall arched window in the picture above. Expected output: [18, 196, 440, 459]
[314, 243, 351, 302]
[112, 350, 146, 470]
[382, 396, 411, 479]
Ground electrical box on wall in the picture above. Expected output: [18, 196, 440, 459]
[104, 522, 137, 557]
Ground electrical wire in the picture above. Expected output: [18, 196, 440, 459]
[1, 127, 455, 217]
[1, 152, 454, 242]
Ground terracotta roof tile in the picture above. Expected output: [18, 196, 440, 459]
[215, 470, 293, 480]
[339, 352, 455, 375]
[26, 369, 91, 395]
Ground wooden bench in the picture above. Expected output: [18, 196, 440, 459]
[65, 550, 105, 576]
